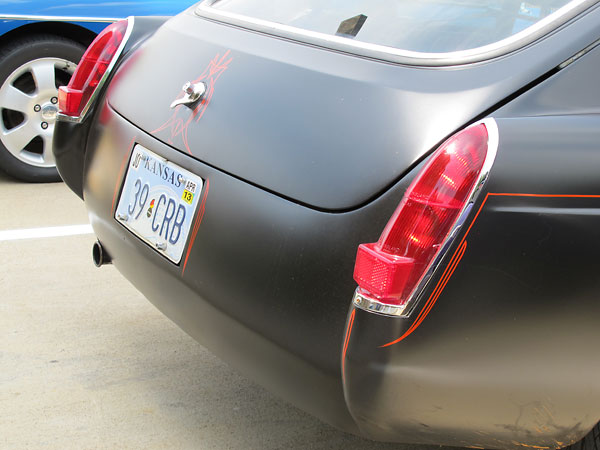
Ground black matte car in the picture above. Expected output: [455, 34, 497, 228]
[54, 1, 600, 449]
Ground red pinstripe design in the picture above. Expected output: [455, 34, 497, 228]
[342, 309, 356, 383]
[151, 51, 233, 155]
[381, 192, 600, 348]
[490, 193, 600, 198]
[182, 178, 210, 276]
[380, 240, 467, 347]
[111, 137, 137, 213]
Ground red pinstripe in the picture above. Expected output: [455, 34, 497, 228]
[111, 137, 137, 213]
[182, 178, 210, 276]
[342, 309, 356, 383]
[381, 192, 598, 348]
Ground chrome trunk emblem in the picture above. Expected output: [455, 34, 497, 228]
[170, 81, 207, 109]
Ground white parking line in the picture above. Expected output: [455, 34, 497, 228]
[0, 224, 94, 242]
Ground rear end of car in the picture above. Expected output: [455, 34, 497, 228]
[54, 1, 600, 448]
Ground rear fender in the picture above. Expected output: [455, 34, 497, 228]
[343, 115, 600, 449]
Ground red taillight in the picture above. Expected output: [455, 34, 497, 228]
[353, 122, 491, 309]
[58, 19, 129, 118]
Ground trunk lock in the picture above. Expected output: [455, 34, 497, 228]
[170, 81, 207, 109]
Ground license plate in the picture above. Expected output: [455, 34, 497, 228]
[115, 145, 204, 264]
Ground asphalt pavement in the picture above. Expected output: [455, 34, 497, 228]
[0, 171, 454, 450]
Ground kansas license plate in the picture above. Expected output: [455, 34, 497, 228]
[115, 145, 204, 264]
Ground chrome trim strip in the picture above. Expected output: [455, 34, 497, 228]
[353, 292, 408, 317]
[57, 16, 134, 124]
[559, 36, 600, 68]
[196, 0, 597, 66]
[353, 118, 500, 317]
[0, 14, 121, 23]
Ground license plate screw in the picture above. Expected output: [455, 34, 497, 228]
[178, 175, 185, 184]
[117, 213, 129, 221]
[141, 154, 149, 161]
[155, 242, 167, 251]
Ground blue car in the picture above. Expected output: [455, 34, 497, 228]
[0, 0, 194, 182]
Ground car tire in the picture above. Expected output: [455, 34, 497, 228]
[0, 34, 85, 182]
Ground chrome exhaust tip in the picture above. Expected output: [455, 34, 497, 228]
[92, 240, 112, 267]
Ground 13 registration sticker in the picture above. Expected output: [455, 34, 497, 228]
[182, 180, 197, 205]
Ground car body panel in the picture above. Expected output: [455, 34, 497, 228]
[78, 100, 385, 433]
[106, 7, 600, 211]
[344, 115, 600, 449]
[0, 0, 190, 20]
[344, 44, 600, 446]
[0, 2, 193, 36]
[0, 20, 106, 36]
[0, 0, 193, 36]
[53, 3, 600, 449]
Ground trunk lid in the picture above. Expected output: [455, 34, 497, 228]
[107, 9, 593, 210]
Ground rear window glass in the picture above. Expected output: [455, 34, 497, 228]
[207, 0, 575, 53]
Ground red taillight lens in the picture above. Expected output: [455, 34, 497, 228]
[353, 123, 490, 307]
[58, 19, 129, 118]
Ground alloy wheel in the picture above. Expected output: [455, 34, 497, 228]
[0, 57, 77, 169]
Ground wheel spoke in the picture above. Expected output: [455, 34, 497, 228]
[30, 60, 57, 94]
[0, 84, 33, 113]
[1, 121, 38, 156]
[42, 133, 55, 166]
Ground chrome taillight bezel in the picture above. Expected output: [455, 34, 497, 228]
[57, 16, 134, 124]
[353, 117, 499, 317]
